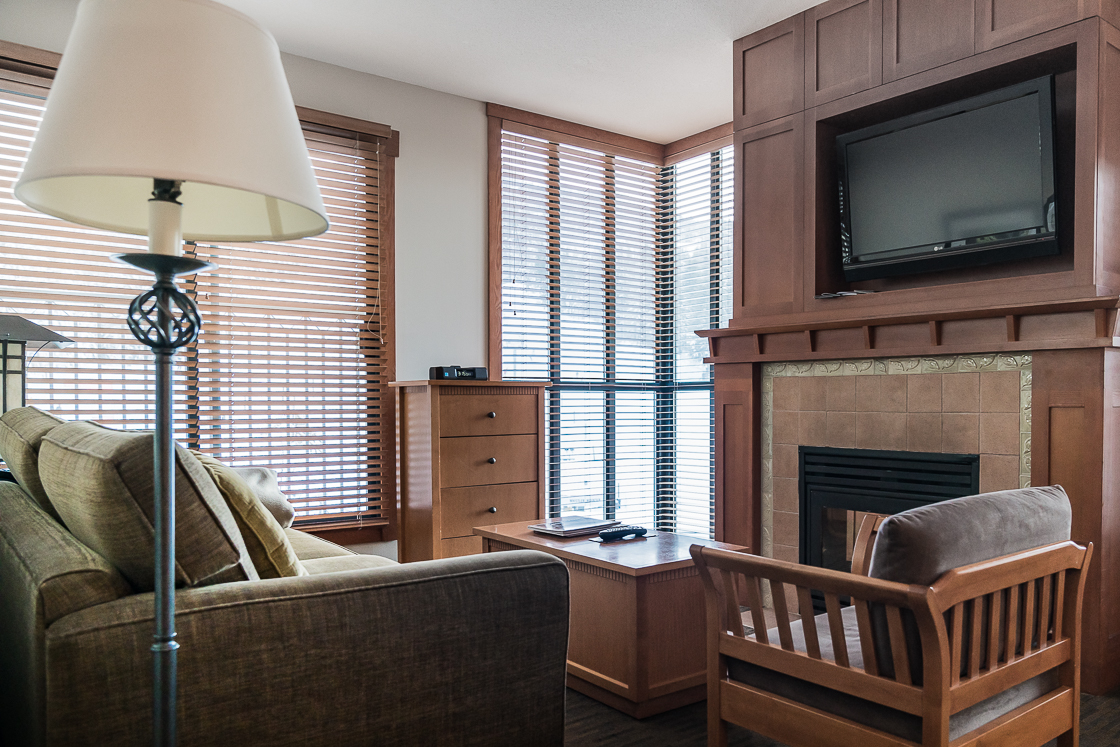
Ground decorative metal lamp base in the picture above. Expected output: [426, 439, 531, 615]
[115, 252, 214, 747]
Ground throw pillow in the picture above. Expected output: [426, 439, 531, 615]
[191, 451, 307, 579]
[39, 422, 258, 590]
[231, 465, 296, 528]
[0, 406, 65, 521]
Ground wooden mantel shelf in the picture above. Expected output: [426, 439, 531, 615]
[701, 296, 1120, 364]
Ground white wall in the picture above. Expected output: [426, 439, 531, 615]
[281, 55, 489, 380]
[0, 2, 490, 381]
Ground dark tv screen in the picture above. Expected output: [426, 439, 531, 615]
[837, 76, 1057, 282]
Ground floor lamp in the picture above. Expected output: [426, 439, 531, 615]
[14, 1, 328, 744]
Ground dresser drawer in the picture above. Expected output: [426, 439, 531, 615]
[440, 482, 539, 538]
[439, 394, 537, 437]
[440, 434, 538, 488]
[440, 535, 484, 558]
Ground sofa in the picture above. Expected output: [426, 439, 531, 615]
[0, 407, 570, 746]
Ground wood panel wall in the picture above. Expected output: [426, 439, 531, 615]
[717, 0, 1120, 693]
[730, 10, 1118, 333]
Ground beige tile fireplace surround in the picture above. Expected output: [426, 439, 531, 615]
[760, 354, 1032, 576]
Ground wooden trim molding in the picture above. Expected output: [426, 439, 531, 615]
[295, 106, 393, 142]
[487, 102, 665, 164]
[304, 524, 387, 544]
[487, 114, 504, 380]
[0, 39, 60, 73]
[664, 122, 734, 166]
[378, 150, 399, 541]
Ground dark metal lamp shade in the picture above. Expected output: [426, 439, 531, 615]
[0, 315, 73, 413]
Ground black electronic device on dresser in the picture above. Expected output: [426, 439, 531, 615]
[429, 365, 488, 380]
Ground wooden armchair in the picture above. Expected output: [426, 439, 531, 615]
[690, 486, 1092, 747]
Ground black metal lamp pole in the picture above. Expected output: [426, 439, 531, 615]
[116, 251, 213, 747]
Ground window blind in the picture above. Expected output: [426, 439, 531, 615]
[660, 146, 734, 537]
[0, 67, 392, 529]
[499, 125, 732, 536]
[184, 129, 388, 527]
[0, 81, 156, 427]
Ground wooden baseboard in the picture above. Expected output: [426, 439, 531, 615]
[567, 677, 706, 719]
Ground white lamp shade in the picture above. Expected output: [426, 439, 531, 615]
[14, 0, 328, 242]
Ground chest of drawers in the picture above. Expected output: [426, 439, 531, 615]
[391, 380, 547, 561]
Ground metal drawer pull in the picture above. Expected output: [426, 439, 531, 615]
[487, 457, 497, 464]
[487, 411, 497, 418]
[487, 506, 498, 513]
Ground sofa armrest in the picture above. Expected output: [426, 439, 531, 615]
[44, 550, 569, 747]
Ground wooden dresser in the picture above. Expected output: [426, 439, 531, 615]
[391, 380, 547, 561]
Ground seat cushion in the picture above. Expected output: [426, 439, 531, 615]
[301, 554, 397, 575]
[285, 527, 357, 560]
[191, 452, 307, 579]
[38, 422, 259, 591]
[0, 407, 65, 521]
[728, 605, 1058, 742]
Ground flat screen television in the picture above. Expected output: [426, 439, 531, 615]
[836, 76, 1058, 282]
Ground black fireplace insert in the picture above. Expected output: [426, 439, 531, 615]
[798, 446, 980, 606]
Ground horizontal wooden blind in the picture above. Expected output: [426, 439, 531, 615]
[0, 83, 157, 427]
[185, 130, 387, 527]
[501, 128, 662, 525]
[0, 72, 390, 528]
[658, 146, 734, 538]
[499, 125, 733, 536]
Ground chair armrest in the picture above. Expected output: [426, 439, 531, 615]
[44, 550, 569, 747]
[692, 545, 932, 713]
[691, 541, 1093, 719]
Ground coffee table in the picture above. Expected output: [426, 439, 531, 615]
[473, 520, 745, 718]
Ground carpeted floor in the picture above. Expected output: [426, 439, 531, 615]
[563, 687, 1120, 746]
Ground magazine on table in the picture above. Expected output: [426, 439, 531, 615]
[529, 515, 621, 537]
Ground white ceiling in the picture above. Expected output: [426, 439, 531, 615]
[3, 0, 825, 143]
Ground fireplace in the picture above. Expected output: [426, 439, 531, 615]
[798, 446, 979, 611]
[799, 446, 979, 570]
[760, 353, 1031, 578]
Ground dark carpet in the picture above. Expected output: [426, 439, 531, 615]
[564, 687, 1120, 746]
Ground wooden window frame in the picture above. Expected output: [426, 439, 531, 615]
[485, 103, 731, 374]
[0, 40, 399, 542]
[488, 104, 733, 533]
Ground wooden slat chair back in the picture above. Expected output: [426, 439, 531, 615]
[691, 488, 1092, 747]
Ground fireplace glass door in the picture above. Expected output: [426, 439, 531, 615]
[799, 446, 980, 611]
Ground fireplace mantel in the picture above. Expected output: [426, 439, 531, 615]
[702, 296, 1119, 365]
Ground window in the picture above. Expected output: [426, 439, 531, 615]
[0, 45, 396, 529]
[494, 110, 732, 538]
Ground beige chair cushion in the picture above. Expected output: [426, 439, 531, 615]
[301, 554, 397, 575]
[868, 485, 1072, 585]
[191, 452, 306, 579]
[0, 407, 65, 521]
[38, 422, 259, 591]
[230, 465, 295, 528]
[284, 527, 358, 560]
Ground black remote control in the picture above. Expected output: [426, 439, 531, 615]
[598, 525, 648, 542]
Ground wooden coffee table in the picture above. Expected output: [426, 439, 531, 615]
[473, 520, 745, 718]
